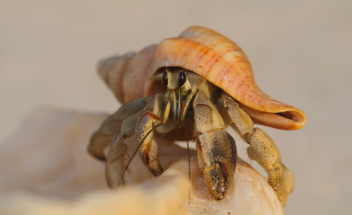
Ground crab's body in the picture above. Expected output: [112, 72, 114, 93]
[88, 26, 306, 205]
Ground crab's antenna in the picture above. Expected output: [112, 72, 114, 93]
[117, 122, 163, 187]
[183, 122, 191, 205]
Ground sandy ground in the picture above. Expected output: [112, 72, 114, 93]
[0, 1, 351, 214]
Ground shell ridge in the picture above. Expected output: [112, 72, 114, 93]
[180, 26, 276, 110]
[147, 26, 307, 129]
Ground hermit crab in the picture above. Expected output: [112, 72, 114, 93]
[87, 26, 306, 205]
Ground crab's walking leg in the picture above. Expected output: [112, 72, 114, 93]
[217, 93, 294, 206]
[105, 94, 165, 188]
[106, 112, 140, 187]
[136, 93, 165, 176]
[247, 148, 294, 206]
[193, 91, 237, 200]
[88, 98, 151, 161]
[247, 128, 283, 190]
[275, 162, 295, 206]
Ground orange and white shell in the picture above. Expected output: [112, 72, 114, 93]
[98, 26, 306, 130]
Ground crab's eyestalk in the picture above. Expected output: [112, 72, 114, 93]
[178, 72, 186, 86]
[179, 72, 191, 93]
[162, 71, 168, 87]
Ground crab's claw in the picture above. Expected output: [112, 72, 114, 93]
[196, 130, 237, 200]
[193, 91, 237, 200]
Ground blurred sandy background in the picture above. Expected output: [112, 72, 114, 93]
[0, 0, 351, 214]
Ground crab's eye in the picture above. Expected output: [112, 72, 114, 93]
[178, 72, 186, 86]
[162, 71, 168, 86]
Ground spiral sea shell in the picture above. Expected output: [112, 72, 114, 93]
[98, 26, 306, 130]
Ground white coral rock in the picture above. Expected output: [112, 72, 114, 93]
[0, 109, 283, 215]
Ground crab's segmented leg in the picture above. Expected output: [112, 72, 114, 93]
[248, 128, 283, 190]
[217, 93, 294, 205]
[105, 94, 165, 188]
[136, 93, 165, 176]
[106, 112, 140, 187]
[193, 91, 237, 200]
[88, 97, 151, 161]
[275, 162, 295, 206]
[247, 148, 294, 206]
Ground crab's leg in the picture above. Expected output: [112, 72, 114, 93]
[106, 112, 140, 188]
[247, 147, 294, 206]
[106, 94, 165, 188]
[88, 97, 151, 161]
[193, 91, 237, 200]
[275, 162, 295, 206]
[247, 128, 283, 190]
[217, 93, 294, 206]
[136, 93, 165, 176]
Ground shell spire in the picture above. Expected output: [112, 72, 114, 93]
[98, 45, 157, 104]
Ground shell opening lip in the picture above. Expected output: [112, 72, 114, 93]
[240, 104, 307, 130]
[275, 112, 298, 122]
